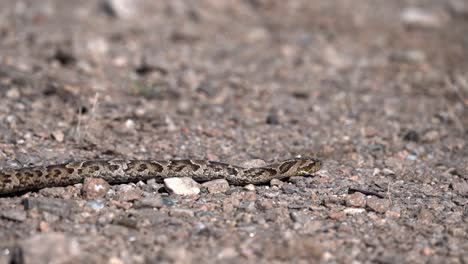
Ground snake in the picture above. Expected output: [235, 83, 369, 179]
[0, 158, 321, 196]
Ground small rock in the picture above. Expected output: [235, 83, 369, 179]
[82, 178, 110, 199]
[244, 184, 256, 192]
[169, 208, 195, 218]
[449, 0, 468, 16]
[161, 197, 176, 207]
[164, 177, 200, 195]
[401, 7, 442, 29]
[133, 197, 164, 209]
[451, 181, 468, 196]
[366, 197, 391, 214]
[217, 247, 239, 260]
[109, 257, 125, 264]
[345, 192, 367, 207]
[362, 127, 378, 137]
[159, 247, 192, 264]
[22, 198, 79, 217]
[102, 0, 136, 19]
[289, 211, 309, 223]
[328, 210, 346, 221]
[382, 168, 396, 176]
[202, 179, 230, 194]
[19, 233, 81, 264]
[255, 199, 274, 211]
[266, 113, 280, 125]
[289, 176, 306, 187]
[86, 200, 106, 211]
[53, 48, 76, 66]
[390, 50, 426, 63]
[385, 210, 401, 219]
[0, 209, 27, 222]
[124, 119, 136, 130]
[417, 208, 434, 224]
[343, 208, 366, 215]
[116, 184, 144, 201]
[403, 130, 420, 142]
[6, 88, 20, 99]
[241, 159, 266, 169]
[51, 130, 64, 142]
[39, 221, 50, 232]
[282, 185, 299, 194]
[421, 130, 440, 142]
[142, 178, 161, 192]
[86, 37, 109, 56]
[270, 179, 284, 187]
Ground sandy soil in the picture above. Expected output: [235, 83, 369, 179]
[0, 0, 467, 263]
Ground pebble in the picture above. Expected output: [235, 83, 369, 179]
[19, 233, 81, 264]
[243, 184, 256, 192]
[51, 130, 64, 142]
[266, 113, 280, 125]
[0, 209, 27, 222]
[345, 192, 367, 207]
[142, 179, 161, 192]
[22, 198, 79, 217]
[116, 184, 144, 202]
[86, 200, 106, 211]
[382, 168, 396, 176]
[217, 247, 239, 260]
[282, 185, 299, 194]
[289, 211, 309, 223]
[255, 199, 274, 211]
[417, 208, 434, 224]
[451, 181, 468, 196]
[366, 197, 391, 214]
[270, 179, 284, 187]
[385, 210, 401, 219]
[403, 130, 420, 142]
[289, 176, 306, 187]
[390, 50, 426, 64]
[161, 197, 176, 207]
[169, 208, 195, 218]
[421, 130, 440, 142]
[343, 208, 366, 215]
[362, 127, 378, 137]
[6, 88, 20, 99]
[102, 0, 136, 19]
[133, 197, 164, 209]
[86, 37, 109, 56]
[164, 177, 200, 195]
[449, 0, 468, 16]
[202, 179, 230, 194]
[328, 210, 346, 221]
[82, 178, 110, 199]
[401, 7, 442, 29]
[124, 119, 136, 130]
[109, 257, 125, 264]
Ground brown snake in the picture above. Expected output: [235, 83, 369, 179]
[0, 158, 321, 196]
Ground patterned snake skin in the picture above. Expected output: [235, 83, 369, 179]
[0, 158, 321, 196]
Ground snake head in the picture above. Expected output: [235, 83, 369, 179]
[294, 158, 322, 176]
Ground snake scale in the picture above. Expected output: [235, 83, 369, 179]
[0, 158, 321, 196]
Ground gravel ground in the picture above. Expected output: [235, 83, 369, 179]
[0, 0, 467, 263]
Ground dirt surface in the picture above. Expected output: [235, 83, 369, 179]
[0, 0, 467, 263]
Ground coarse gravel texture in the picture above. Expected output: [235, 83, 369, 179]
[0, 0, 467, 263]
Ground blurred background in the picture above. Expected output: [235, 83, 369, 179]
[0, 1, 467, 262]
[0, 0, 466, 164]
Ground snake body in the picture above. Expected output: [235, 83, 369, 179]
[0, 158, 321, 196]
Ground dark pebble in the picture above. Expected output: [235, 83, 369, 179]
[403, 130, 420, 142]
